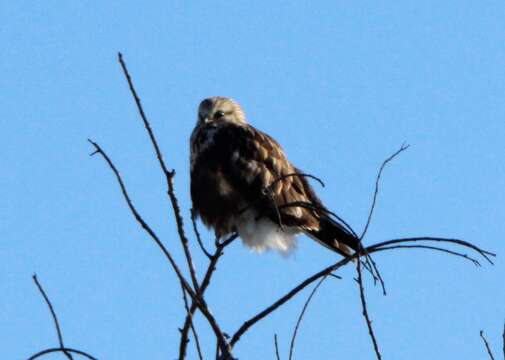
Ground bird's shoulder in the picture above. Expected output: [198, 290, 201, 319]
[212, 123, 286, 163]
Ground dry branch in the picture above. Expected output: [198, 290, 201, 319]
[481, 330, 496, 360]
[356, 256, 382, 360]
[502, 322, 505, 360]
[89, 139, 232, 357]
[274, 334, 281, 360]
[117, 52, 200, 295]
[354, 144, 409, 360]
[179, 235, 238, 359]
[31, 275, 73, 360]
[179, 281, 204, 360]
[289, 276, 328, 360]
[28, 275, 98, 360]
[27, 348, 97, 360]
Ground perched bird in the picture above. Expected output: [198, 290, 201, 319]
[190, 97, 359, 257]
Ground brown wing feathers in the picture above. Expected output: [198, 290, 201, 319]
[220, 124, 360, 257]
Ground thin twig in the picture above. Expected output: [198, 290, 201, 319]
[377, 244, 481, 266]
[117, 52, 171, 177]
[359, 144, 409, 295]
[481, 330, 496, 360]
[328, 273, 342, 280]
[229, 234, 493, 348]
[349, 146, 410, 359]
[191, 208, 212, 259]
[32, 275, 73, 360]
[360, 143, 409, 240]
[179, 235, 237, 359]
[179, 281, 204, 360]
[370, 237, 495, 264]
[89, 139, 232, 356]
[289, 275, 328, 360]
[502, 322, 505, 360]
[230, 256, 352, 347]
[27, 347, 97, 360]
[218, 233, 239, 248]
[356, 253, 382, 360]
[274, 334, 281, 360]
[365, 254, 387, 296]
[117, 52, 200, 295]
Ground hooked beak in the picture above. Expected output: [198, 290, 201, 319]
[203, 117, 217, 127]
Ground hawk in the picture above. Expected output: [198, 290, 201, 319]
[190, 97, 359, 257]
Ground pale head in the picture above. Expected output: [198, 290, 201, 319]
[197, 97, 247, 126]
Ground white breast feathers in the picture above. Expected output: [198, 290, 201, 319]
[235, 209, 298, 254]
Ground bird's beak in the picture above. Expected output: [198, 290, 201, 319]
[204, 117, 212, 124]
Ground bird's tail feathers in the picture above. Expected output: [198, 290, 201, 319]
[303, 216, 360, 258]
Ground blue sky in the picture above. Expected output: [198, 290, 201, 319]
[2, 1, 505, 359]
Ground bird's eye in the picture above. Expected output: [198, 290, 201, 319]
[214, 111, 225, 120]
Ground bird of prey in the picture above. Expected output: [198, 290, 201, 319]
[190, 97, 359, 257]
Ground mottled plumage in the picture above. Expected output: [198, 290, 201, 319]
[190, 97, 359, 256]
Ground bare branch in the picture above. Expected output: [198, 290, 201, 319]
[32, 274, 73, 360]
[217, 233, 239, 249]
[357, 144, 409, 297]
[364, 254, 387, 295]
[356, 254, 382, 360]
[88, 140, 187, 288]
[88, 139, 232, 357]
[229, 233, 493, 349]
[117, 52, 171, 178]
[27, 347, 97, 360]
[481, 330, 496, 360]
[351, 145, 410, 358]
[274, 334, 281, 360]
[191, 208, 212, 259]
[117, 52, 200, 295]
[289, 276, 328, 360]
[179, 282, 203, 360]
[360, 143, 409, 240]
[502, 322, 505, 360]
[377, 244, 482, 266]
[179, 236, 237, 359]
[230, 257, 352, 347]
[370, 237, 495, 264]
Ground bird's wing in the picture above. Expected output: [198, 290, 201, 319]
[215, 123, 359, 257]
[216, 123, 323, 229]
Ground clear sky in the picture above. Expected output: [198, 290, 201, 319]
[2, 1, 505, 359]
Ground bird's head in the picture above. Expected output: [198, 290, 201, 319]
[197, 97, 247, 127]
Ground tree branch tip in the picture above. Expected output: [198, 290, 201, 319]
[87, 139, 101, 156]
[87, 138, 98, 147]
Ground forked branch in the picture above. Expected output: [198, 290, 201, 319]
[88, 139, 233, 357]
